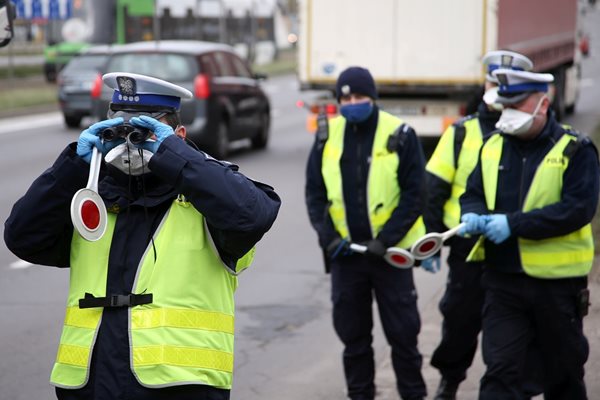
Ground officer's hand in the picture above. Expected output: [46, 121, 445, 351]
[76, 118, 124, 163]
[326, 237, 350, 260]
[130, 115, 174, 153]
[365, 239, 387, 258]
[421, 254, 441, 273]
[484, 214, 511, 244]
[459, 213, 487, 236]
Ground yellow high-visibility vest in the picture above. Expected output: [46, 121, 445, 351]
[321, 111, 424, 248]
[469, 133, 593, 278]
[51, 199, 254, 389]
[426, 116, 483, 229]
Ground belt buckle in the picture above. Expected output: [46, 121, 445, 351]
[110, 294, 131, 307]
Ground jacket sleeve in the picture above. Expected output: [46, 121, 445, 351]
[304, 137, 338, 249]
[148, 136, 281, 265]
[4, 144, 91, 267]
[377, 125, 426, 247]
[507, 139, 600, 239]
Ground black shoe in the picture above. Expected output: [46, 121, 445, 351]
[433, 378, 459, 400]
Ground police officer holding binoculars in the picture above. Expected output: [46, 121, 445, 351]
[4, 72, 281, 400]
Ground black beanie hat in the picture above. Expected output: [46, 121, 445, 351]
[335, 66, 378, 102]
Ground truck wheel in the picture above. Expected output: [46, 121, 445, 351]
[552, 67, 566, 122]
[565, 64, 581, 115]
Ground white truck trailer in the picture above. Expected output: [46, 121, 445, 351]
[298, 0, 582, 137]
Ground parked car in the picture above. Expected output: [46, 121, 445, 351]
[92, 40, 271, 158]
[57, 45, 112, 128]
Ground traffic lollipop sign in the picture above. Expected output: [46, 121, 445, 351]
[410, 223, 466, 260]
[70, 147, 107, 241]
[349, 243, 415, 269]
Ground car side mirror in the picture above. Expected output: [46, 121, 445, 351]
[0, 0, 15, 48]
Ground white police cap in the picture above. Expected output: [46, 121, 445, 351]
[103, 72, 193, 112]
[492, 69, 554, 104]
[482, 50, 533, 83]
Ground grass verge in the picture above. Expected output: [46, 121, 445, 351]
[253, 50, 297, 76]
[0, 64, 43, 79]
[0, 80, 57, 110]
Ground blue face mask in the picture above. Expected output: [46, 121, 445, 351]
[340, 102, 374, 123]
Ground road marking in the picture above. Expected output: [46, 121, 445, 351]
[0, 112, 63, 136]
[9, 259, 33, 270]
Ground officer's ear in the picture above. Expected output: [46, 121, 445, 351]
[175, 125, 186, 140]
[540, 95, 551, 114]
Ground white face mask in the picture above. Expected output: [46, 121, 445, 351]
[105, 142, 153, 176]
[495, 95, 545, 135]
[483, 87, 503, 111]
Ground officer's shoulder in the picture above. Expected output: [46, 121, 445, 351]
[561, 127, 597, 157]
[397, 122, 416, 136]
[562, 127, 594, 146]
[453, 113, 478, 128]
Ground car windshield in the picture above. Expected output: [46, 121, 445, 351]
[62, 54, 109, 73]
[106, 53, 194, 82]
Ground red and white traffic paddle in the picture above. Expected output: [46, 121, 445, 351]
[410, 223, 466, 260]
[349, 243, 415, 269]
[70, 146, 107, 241]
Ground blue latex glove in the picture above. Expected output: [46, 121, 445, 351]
[458, 213, 488, 236]
[130, 115, 174, 153]
[484, 214, 511, 244]
[76, 118, 124, 163]
[421, 255, 441, 273]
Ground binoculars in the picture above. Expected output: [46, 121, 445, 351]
[101, 123, 151, 145]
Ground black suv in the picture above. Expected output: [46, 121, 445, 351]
[92, 40, 271, 158]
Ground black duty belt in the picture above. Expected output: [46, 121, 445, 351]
[78, 292, 153, 309]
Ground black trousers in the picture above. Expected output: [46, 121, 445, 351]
[430, 249, 485, 384]
[479, 269, 589, 400]
[57, 384, 230, 400]
[330, 254, 426, 400]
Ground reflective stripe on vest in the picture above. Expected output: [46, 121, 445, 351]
[474, 133, 593, 278]
[426, 118, 483, 228]
[51, 199, 255, 389]
[322, 111, 425, 248]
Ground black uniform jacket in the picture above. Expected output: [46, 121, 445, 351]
[305, 105, 426, 257]
[460, 112, 599, 274]
[4, 135, 281, 400]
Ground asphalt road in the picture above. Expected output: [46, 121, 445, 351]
[1, 8, 600, 399]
